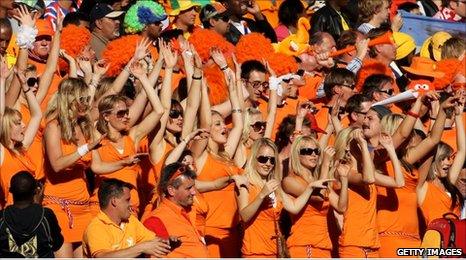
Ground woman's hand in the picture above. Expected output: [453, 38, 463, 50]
[309, 178, 335, 189]
[379, 132, 395, 151]
[259, 179, 280, 198]
[0, 57, 13, 80]
[12, 4, 38, 27]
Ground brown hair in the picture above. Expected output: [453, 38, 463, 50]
[441, 37, 466, 59]
[358, 0, 389, 24]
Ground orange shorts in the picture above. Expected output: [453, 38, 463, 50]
[379, 235, 420, 258]
[204, 226, 241, 258]
[45, 203, 92, 243]
[289, 245, 332, 258]
[339, 245, 379, 258]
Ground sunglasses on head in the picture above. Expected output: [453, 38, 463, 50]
[250, 121, 266, 132]
[27, 77, 39, 87]
[169, 110, 183, 119]
[300, 147, 320, 156]
[378, 89, 394, 96]
[257, 155, 275, 165]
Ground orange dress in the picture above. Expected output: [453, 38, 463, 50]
[43, 139, 92, 243]
[339, 183, 380, 258]
[242, 184, 283, 258]
[420, 182, 461, 225]
[90, 136, 141, 216]
[197, 153, 242, 258]
[287, 176, 332, 258]
[0, 146, 38, 207]
[376, 162, 421, 257]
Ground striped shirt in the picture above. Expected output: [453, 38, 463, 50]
[357, 23, 376, 35]
[43, 0, 82, 31]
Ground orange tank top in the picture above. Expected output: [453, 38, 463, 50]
[44, 139, 91, 202]
[287, 176, 332, 249]
[242, 184, 283, 256]
[197, 153, 241, 229]
[340, 183, 380, 248]
[376, 162, 420, 238]
[420, 182, 461, 225]
[193, 192, 209, 237]
[0, 146, 37, 206]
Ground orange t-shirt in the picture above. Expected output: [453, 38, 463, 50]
[420, 182, 461, 225]
[193, 192, 209, 237]
[339, 183, 380, 249]
[0, 146, 38, 207]
[145, 198, 209, 258]
[242, 184, 283, 257]
[197, 153, 241, 229]
[244, 0, 282, 28]
[93, 136, 141, 210]
[299, 73, 324, 101]
[287, 176, 332, 250]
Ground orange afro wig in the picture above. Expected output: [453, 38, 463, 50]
[235, 33, 275, 64]
[102, 34, 158, 77]
[204, 63, 229, 105]
[433, 58, 463, 90]
[59, 24, 91, 70]
[356, 59, 394, 92]
[267, 52, 298, 76]
[188, 28, 234, 63]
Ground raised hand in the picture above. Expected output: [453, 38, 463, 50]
[355, 38, 369, 59]
[161, 43, 178, 69]
[322, 147, 336, 162]
[232, 53, 242, 80]
[352, 128, 367, 145]
[210, 47, 227, 69]
[134, 38, 151, 61]
[440, 96, 459, 111]
[12, 4, 38, 27]
[93, 59, 109, 77]
[0, 57, 13, 80]
[129, 61, 147, 79]
[246, 0, 261, 16]
[309, 178, 335, 189]
[296, 100, 312, 118]
[379, 132, 394, 150]
[335, 161, 351, 179]
[77, 57, 92, 76]
[14, 68, 29, 92]
[187, 128, 210, 141]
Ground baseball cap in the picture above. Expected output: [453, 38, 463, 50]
[200, 2, 228, 22]
[90, 3, 124, 22]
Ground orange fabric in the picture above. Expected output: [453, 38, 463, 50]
[92, 136, 141, 213]
[378, 235, 420, 258]
[287, 176, 332, 251]
[28, 58, 62, 109]
[420, 182, 461, 225]
[0, 146, 37, 207]
[258, 98, 305, 140]
[314, 104, 349, 144]
[242, 184, 283, 257]
[339, 245, 380, 258]
[83, 211, 155, 257]
[193, 193, 209, 237]
[197, 153, 241, 257]
[441, 127, 458, 151]
[339, 183, 380, 249]
[146, 198, 209, 258]
[300, 74, 324, 101]
[288, 245, 332, 258]
[159, 69, 185, 91]
[43, 138, 92, 242]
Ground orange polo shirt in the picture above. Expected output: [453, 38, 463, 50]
[144, 198, 209, 258]
[299, 73, 324, 101]
[83, 211, 155, 257]
[420, 182, 461, 225]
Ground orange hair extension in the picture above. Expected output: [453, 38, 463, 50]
[188, 28, 234, 63]
[235, 33, 275, 64]
[355, 59, 394, 92]
[102, 35, 158, 77]
[59, 24, 91, 70]
[267, 52, 298, 76]
[203, 64, 229, 105]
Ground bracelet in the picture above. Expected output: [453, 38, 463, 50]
[23, 87, 31, 93]
[430, 117, 437, 120]
[232, 108, 242, 114]
[220, 65, 228, 71]
[77, 144, 89, 157]
[192, 75, 202, 80]
[407, 111, 419, 118]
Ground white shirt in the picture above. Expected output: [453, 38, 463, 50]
[231, 20, 250, 35]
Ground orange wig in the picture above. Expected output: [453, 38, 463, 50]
[59, 24, 91, 70]
[267, 52, 298, 76]
[188, 28, 235, 63]
[235, 33, 275, 64]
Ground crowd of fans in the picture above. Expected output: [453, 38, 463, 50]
[0, 0, 465, 258]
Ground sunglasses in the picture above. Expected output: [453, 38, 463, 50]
[248, 80, 269, 89]
[78, 96, 91, 104]
[378, 89, 394, 96]
[257, 155, 275, 165]
[300, 147, 320, 156]
[250, 121, 266, 132]
[114, 109, 129, 118]
[169, 110, 183, 119]
[215, 14, 229, 22]
[27, 77, 39, 87]
[341, 83, 355, 89]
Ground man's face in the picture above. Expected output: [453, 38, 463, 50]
[375, 0, 390, 23]
[245, 70, 267, 102]
[456, 168, 466, 197]
[178, 7, 199, 27]
[377, 42, 396, 62]
[362, 109, 381, 138]
[0, 0, 14, 10]
[96, 17, 120, 40]
[115, 187, 132, 221]
[146, 22, 163, 40]
[374, 81, 394, 103]
[211, 15, 230, 36]
[352, 101, 372, 128]
[451, 0, 466, 18]
[228, 0, 248, 17]
[172, 177, 196, 208]
[318, 34, 337, 54]
[31, 35, 52, 59]
[0, 24, 12, 56]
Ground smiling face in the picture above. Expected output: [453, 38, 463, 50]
[299, 140, 320, 170]
[31, 36, 52, 59]
[210, 112, 228, 144]
[9, 113, 25, 144]
[362, 109, 381, 138]
[248, 113, 265, 141]
[255, 144, 275, 178]
[245, 70, 267, 102]
[171, 176, 197, 207]
[167, 103, 184, 134]
[105, 100, 130, 132]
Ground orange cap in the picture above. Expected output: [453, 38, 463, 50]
[35, 19, 53, 37]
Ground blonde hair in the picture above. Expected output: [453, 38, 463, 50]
[381, 114, 404, 136]
[358, 0, 388, 24]
[244, 138, 282, 187]
[241, 107, 262, 143]
[94, 77, 116, 104]
[334, 127, 357, 163]
[96, 94, 128, 140]
[45, 78, 93, 144]
[290, 135, 321, 180]
[441, 37, 466, 59]
[208, 110, 234, 163]
[428, 142, 454, 181]
[0, 107, 23, 153]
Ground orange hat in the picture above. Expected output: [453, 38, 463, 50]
[402, 57, 445, 79]
[35, 19, 53, 37]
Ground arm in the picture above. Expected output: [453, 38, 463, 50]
[17, 71, 42, 149]
[279, 178, 333, 214]
[93, 238, 170, 258]
[328, 163, 350, 214]
[127, 90, 148, 127]
[374, 133, 405, 188]
[352, 129, 376, 184]
[245, 2, 277, 42]
[164, 129, 209, 165]
[191, 79, 211, 160]
[223, 69, 243, 158]
[90, 148, 142, 175]
[180, 52, 203, 139]
[0, 58, 13, 116]
[392, 95, 425, 148]
[448, 102, 465, 184]
[236, 179, 279, 223]
[264, 89, 277, 139]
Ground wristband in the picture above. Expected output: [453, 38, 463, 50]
[192, 75, 202, 80]
[16, 25, 38, 50]
[232, 108, 242, 114]
[407, 111, 419, 118]
[220, 65, 228, 71]
[77, 144, 89, 157]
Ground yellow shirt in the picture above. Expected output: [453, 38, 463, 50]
[82, 211, 155, 257]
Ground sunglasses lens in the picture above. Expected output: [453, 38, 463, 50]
[116, 109, 129, 118]
[27, 78, 38, 87]
[251, 121, 265, 131]
[300, 148, 320, 156]
[169, 110, 182, 119]
[257, 156, 275, 165]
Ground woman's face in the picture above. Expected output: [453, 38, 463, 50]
[107, 100, 130, 132]
[210, 113, 228, 144]
[436, 154, 454, 178]
[10, 114, 25, 144]
[75, 91, 91, 117]
[25, 70, 39, 96]
[166, 105, 184, 133]
[182, 154, 197, 172]
[256, 145, 275, 178]
[299, 140, 320, 170]
[248, 114, 265, 141]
